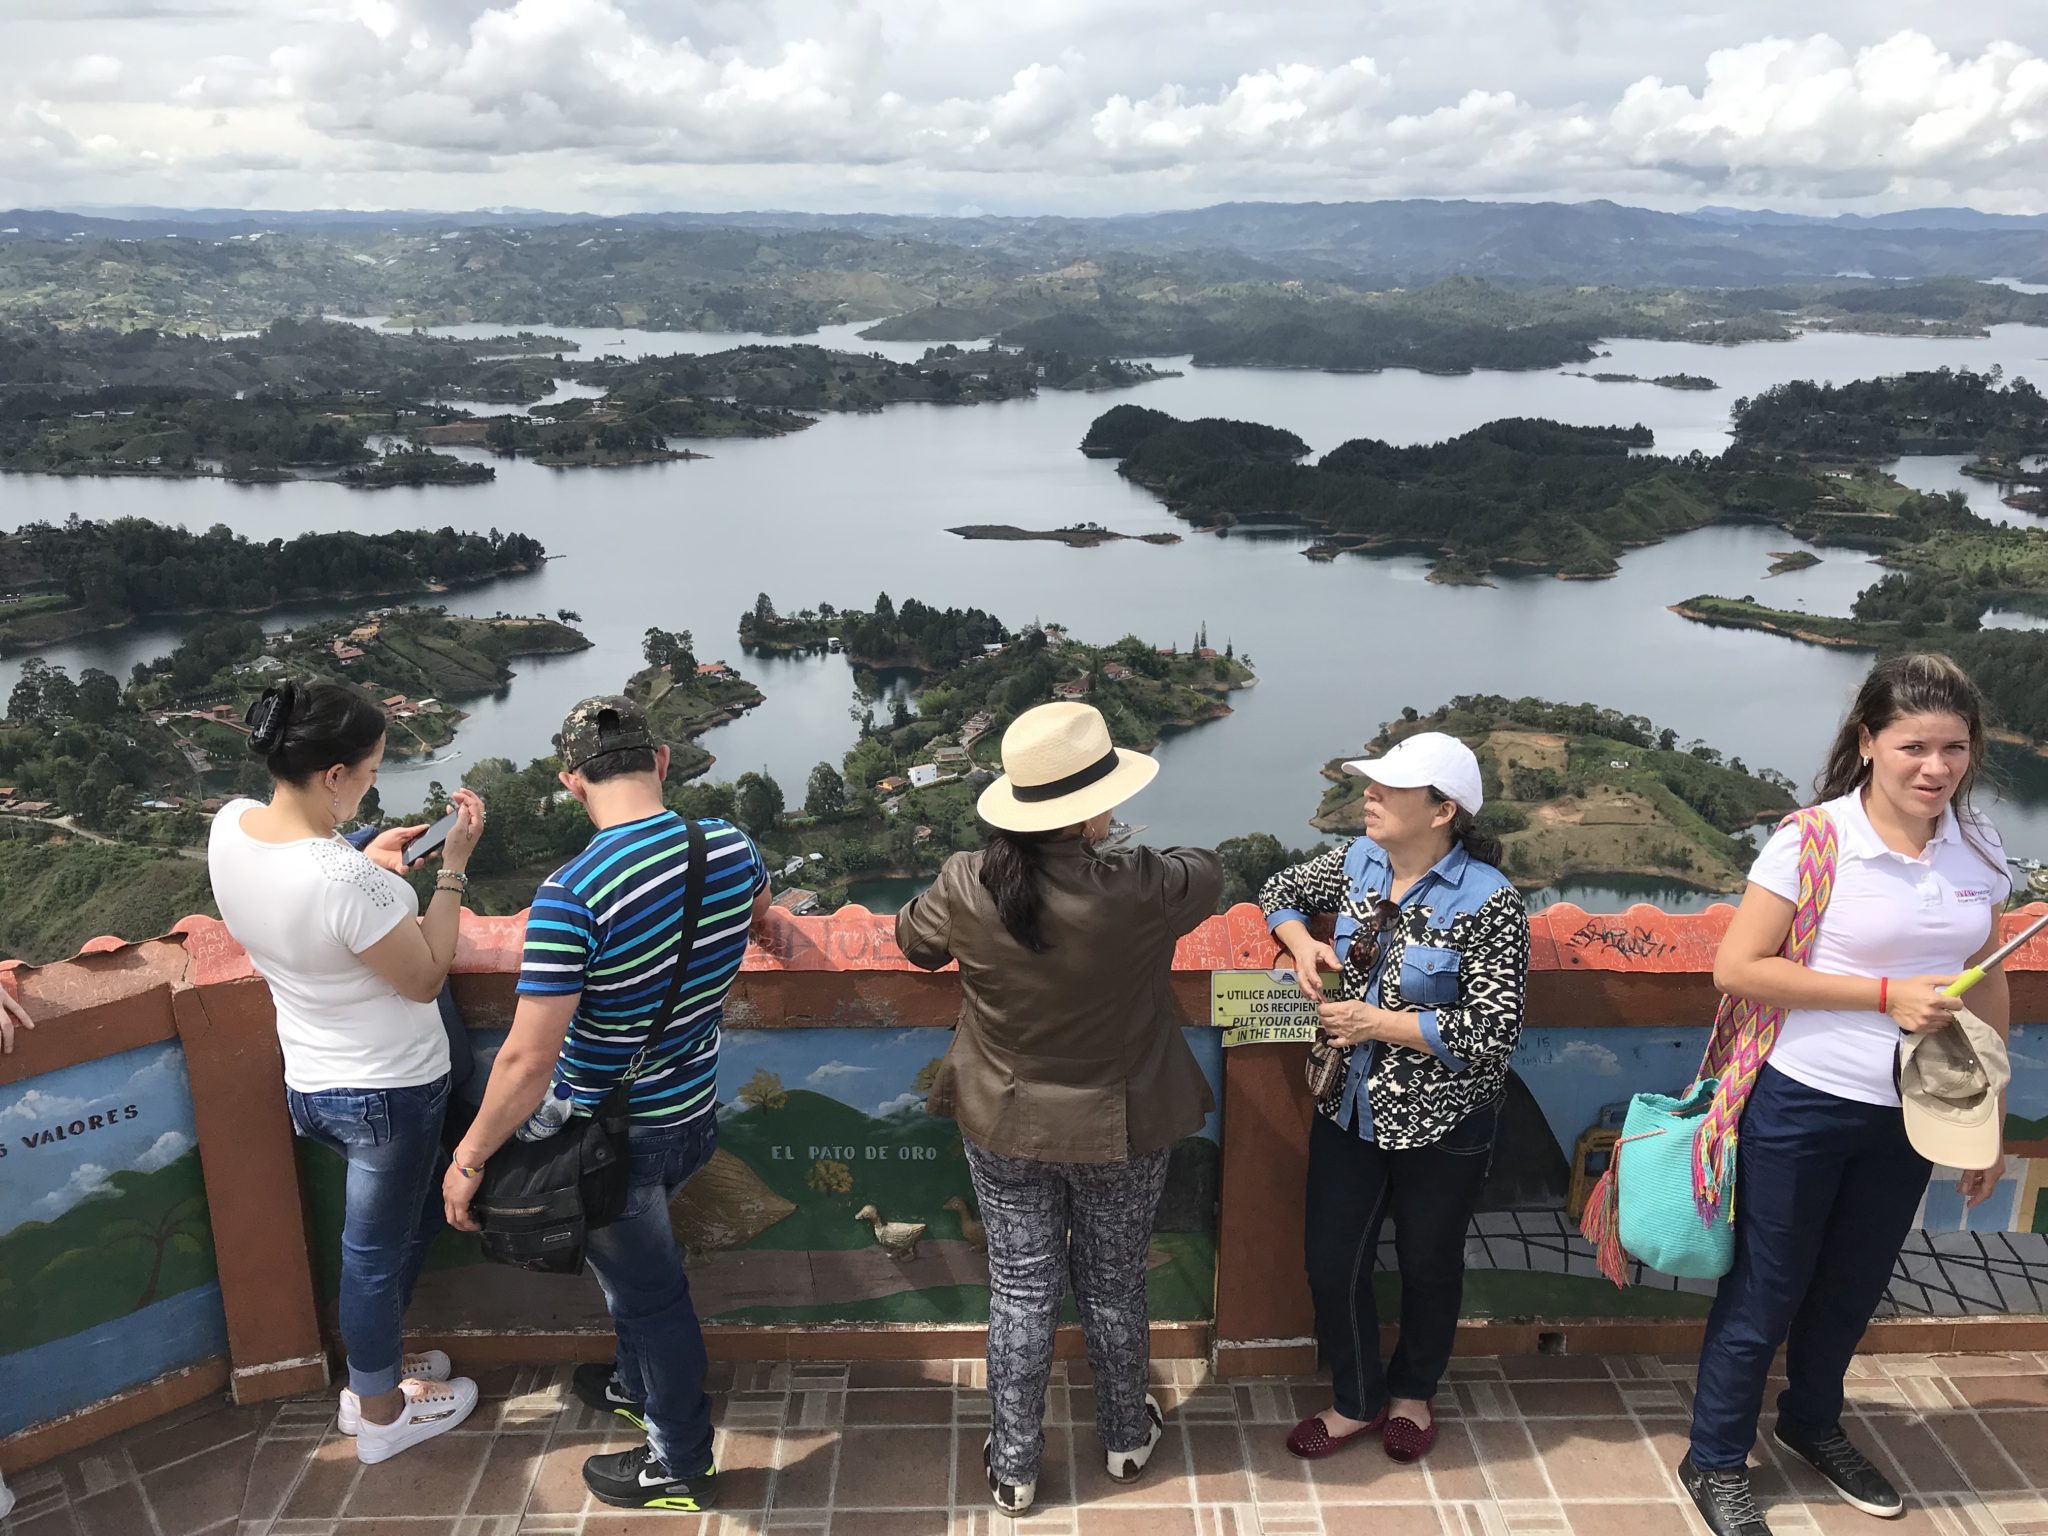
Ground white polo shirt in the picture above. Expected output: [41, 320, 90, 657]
[1751, 791, 2009, 1107]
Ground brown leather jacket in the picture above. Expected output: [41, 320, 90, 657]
[895, 840, 1223, 1163]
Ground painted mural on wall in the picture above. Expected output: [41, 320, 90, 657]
[328, 1026, 1224, 1334]
[0, 1042, 225, 1438]
[1430, 1023, 2048, 1321]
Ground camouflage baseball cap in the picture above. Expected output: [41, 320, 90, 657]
[556, 695, 658, 772]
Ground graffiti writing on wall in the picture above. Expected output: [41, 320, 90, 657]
[1567, 921, 1678, 961]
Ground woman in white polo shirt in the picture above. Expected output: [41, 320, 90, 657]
[207, 680, 487, 1467]
[1680, 655, 2012, 1536]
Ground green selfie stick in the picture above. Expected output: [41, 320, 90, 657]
[1942, 907, 2048, 997]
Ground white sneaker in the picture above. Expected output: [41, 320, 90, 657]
[336, 1351, 454, 1434]
[983, 1435, 1036, 1516]
[1105, 1394, 1166, 1483]
[353, 1376, 478, 1465]
[0, 1470, 15, 1521]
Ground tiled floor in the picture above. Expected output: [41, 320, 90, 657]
[4, 1351, 2046, 1536]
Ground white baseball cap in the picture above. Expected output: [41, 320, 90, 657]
[1342, 731, 1485, 816]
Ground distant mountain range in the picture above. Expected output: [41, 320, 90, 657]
[5, 197, 2044, 288]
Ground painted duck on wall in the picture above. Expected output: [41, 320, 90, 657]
[943, 1195, 986, 1251]
[854, 1204, 928, 1262]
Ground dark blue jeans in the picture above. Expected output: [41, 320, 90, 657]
[585, 1118, 719, 1475]
[1305, 1099, 1499, 1420]
[1689, 1065, 1930, 1470]
[287, 1074, 452, 1397]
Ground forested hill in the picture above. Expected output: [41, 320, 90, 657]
[1081, 405, 1755, 581]
[1731, 370, 2048, 459]
[0, 519, 545, 650]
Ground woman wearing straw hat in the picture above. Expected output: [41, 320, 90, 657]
[897, 702, 1223, 1516]
[1259, 730, 1529, 1466]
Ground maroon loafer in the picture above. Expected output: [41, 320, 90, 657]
[1384, 1414, 1438, 1463]
[1285, 1410, 1387, 1460]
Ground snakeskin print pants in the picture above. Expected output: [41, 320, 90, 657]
[963, 1137, 1172, 1484]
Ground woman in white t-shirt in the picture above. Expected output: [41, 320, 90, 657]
[207, 680, 488, 1467]
[1681, 656, 2012, 1536]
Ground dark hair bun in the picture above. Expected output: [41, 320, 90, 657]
[243, 679, 385, 785]
[245, 682, 298, 755]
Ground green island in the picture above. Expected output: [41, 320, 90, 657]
[1766, 550, 1822, 576]
[1567, 371, 1719, 390]
[1311, 697, 1796, 892]
[626, 629, 768, 780]
[570, 341, 1174, 413]
[339, 446, 494, 489]
[1082, 380, 2031, 584]
[1730, 369, 2048, 459]
[948, 523, 1182, 548]
[0, 517, 546, 652]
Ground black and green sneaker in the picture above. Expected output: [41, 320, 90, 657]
[582, 1445, 718, 1512]
[571, 1363, 647, 1431]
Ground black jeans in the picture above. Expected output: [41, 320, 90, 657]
[1689, 1066, 1930, 1470]
[1305, 1100, 1498, 1419]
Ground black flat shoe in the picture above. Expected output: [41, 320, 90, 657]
[1773, 1422, 1903, 1519]
[1679, 1454, 1773, 1536]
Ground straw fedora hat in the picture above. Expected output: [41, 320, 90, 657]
[976, 702, 1159, 833]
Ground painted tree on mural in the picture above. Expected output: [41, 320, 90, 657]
[913, 1058, 944, 1093]
[739, 1069, 789, 1111]
[99, 1194, 210, 1310]
[807, 1159, 853, 1196]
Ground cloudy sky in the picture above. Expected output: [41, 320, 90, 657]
[2, 0, 2045, 216]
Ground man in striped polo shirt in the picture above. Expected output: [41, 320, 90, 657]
[443, 694, 767, 1513]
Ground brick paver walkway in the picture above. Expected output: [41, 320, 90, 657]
[3, 1351, 2045, 1536]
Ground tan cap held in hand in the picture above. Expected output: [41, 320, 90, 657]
[1897, 1007, 2011, 1172]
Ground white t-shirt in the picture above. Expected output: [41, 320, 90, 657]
[207, 799, 450, 1093]
[1751, 790, 2009, 1107]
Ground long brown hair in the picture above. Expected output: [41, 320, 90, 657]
[979, 826, 1060, 952]
[1817, 653, 1999, 872]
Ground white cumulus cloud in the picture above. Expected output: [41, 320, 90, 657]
[2, 4, 2047, 213]
[35, 1162, 115, 1218]
[806, 1061, 872, 1085]
[133, 1130, 194, 1172]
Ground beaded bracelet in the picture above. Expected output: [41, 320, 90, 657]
[435, 870, 471, 895]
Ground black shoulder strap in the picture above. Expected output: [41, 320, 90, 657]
[627, 816, 708, 1080]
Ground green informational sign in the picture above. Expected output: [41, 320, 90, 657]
[1211, 968, 1332, 1047]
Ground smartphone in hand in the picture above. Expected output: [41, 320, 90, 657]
[401, 807, 463, 868]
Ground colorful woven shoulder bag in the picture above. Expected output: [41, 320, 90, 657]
[1578, 806, 1838, 1286]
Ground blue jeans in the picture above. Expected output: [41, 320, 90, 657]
[287, 1074, 452, 1398]
[586, 1118, 718, 1475]
[1689, 1066, 1930, 1469]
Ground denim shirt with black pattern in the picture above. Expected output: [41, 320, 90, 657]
[1259, 835, 1531, 1151]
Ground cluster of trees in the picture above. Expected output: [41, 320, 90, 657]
[1089, 407, 1733, 579]
[1732, 369, 2048, 459]
[2, 516, 545, 627]
[741, 592, 1011, 673]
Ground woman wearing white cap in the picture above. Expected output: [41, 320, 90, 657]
[1258, 730, 1529, 1466]
[897, 702, 1223, 1516]
[1680, 655, 2012, 1536]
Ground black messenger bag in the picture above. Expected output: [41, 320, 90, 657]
[469, 817, 706, 1274]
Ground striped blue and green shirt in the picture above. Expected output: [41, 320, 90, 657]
[518, 812, 766, 1125]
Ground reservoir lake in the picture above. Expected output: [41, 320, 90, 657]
[9, 316, 2048, 905]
